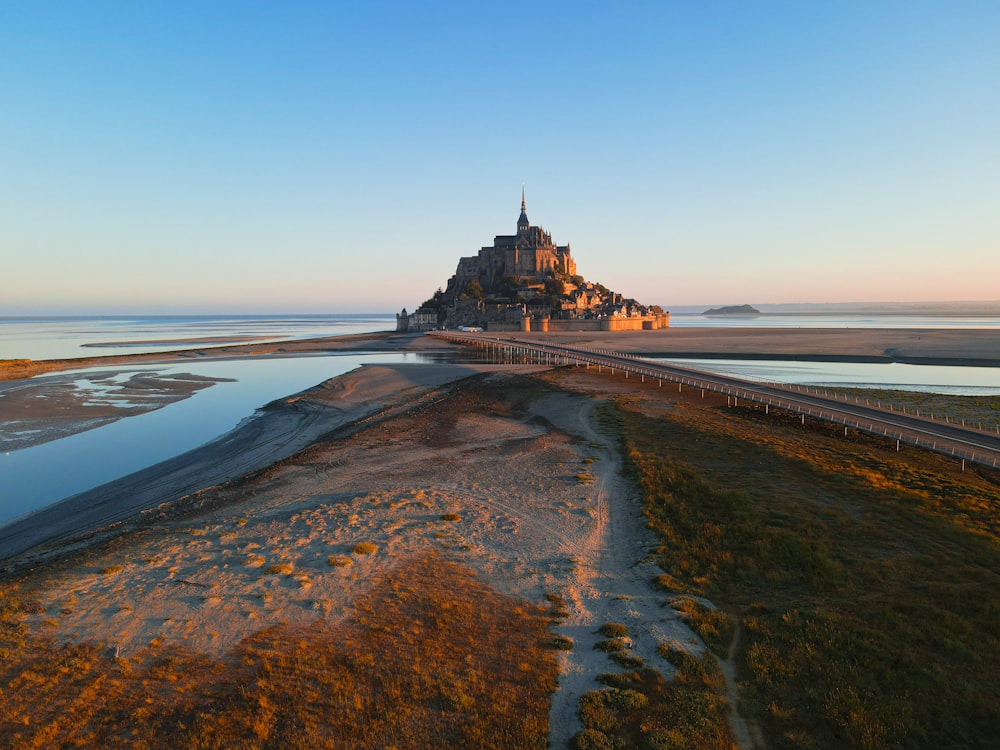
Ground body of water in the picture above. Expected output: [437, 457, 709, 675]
[0, 352, 420, 526]
[0, 314, 396, 361]
[2, 313, 998, 532]
[670, 313, 1000, 329]
[647, 357, 1000, 396]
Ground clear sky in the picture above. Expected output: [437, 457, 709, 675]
[2, 1, 998, 313]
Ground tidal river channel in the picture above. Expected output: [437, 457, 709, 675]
[3, 348, 999, 529]
[0, 353, 418, 526]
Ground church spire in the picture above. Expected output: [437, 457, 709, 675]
[517, 186, 529, 232]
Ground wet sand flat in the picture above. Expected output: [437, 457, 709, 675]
[5, 327, 1000, 387]
[505, 327, 1000, 365]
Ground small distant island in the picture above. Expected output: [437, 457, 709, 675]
[703, 304, 761, 316]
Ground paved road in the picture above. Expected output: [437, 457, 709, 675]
[434, 332, 1000, 469]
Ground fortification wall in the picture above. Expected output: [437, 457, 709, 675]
[487, 322, 523, 332]
[513, 313, 669, 333]
[545, 319, 602, 332]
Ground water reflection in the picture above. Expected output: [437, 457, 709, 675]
[0, 353, 416, 525]
[670, 314, 1000, 329]
[649, 358, 1000, 396]
[0, 314, 395, 360]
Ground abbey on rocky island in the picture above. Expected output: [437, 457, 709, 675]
[397, 192, 668, 333]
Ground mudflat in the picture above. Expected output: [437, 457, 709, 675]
[504, 326, 1000, 365]
[5, 326, 1000, 386]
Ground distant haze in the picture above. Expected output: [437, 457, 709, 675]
[2, 4, 998, 314]
[671, 301, 1000, 316]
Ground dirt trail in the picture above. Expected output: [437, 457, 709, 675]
[530, 393, 708, 747]
[719, 624, 762, 749]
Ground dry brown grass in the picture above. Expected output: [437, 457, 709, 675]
[0, 553, 558, 749]
[262, 562, 294, 575]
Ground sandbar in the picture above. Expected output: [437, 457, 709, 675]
[0, 362, 525, 566]
[0, 370, 232, 451]
[503, 327, 1000, 366]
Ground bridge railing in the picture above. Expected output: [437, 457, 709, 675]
[430, 331, 1000, 470]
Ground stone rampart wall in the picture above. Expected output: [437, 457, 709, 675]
[512, 313, 669, 333]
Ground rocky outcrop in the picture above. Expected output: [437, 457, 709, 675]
[704, 304, 760, 316]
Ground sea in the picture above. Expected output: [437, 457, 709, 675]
[0, 313, 397, 361]
[669, 312, 1000, 329]
[1, 313, 998, 528]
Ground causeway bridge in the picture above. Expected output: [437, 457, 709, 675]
[431, 331, 1000, 470]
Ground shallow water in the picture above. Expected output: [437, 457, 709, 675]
[670, 313, 1000, 329]
[0, 353, 418, 525]
[647, 357, 1000, 396]
[0, 314, 395, 360]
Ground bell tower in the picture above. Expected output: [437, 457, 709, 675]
[517, 187, 529, 233]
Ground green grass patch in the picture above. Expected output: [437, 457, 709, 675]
[574, 662, 732, 749]
[605, 398, 1000, 749]
[827, 387, 1000, 432]
[609, 652, 643, 669]
[666, 597, 734, 656]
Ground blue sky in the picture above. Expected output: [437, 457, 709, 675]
[2, 1, 998, 313]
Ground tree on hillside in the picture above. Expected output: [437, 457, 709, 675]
[545, 277, 566, 297]
[420, 288, 445, 310]
[462, 280, 484, 300]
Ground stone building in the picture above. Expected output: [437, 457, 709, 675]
[447, 190, 576, 296]
[398, 192, 668, 333]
